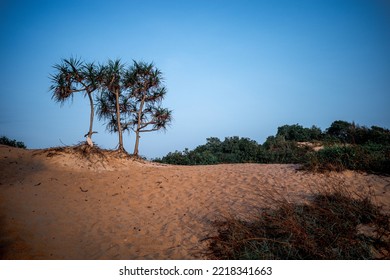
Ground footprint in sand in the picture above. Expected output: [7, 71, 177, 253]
[250, 176, 259, 184]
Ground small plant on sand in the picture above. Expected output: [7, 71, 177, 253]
[206, 187, 389, 260]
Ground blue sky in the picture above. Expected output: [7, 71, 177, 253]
[1, 0, 389, 158]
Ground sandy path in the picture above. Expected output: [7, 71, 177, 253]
[0, 145, 389, 259]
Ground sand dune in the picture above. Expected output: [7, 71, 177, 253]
[0, 145, 389, 259]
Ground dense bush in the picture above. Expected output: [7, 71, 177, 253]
[156, 137, 262, 165]
[0, 136, 26, 149]
[155, 121, 390, 174]
[276, 124, 323, 142]
[306, 144, 390, 174]
[326, 120, 390, 145]
[260, 136, 311, 163]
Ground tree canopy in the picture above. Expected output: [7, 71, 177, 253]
[50, 57, 103, 142]
[50, 57, 172, 155]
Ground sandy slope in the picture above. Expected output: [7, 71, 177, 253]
[0, 145, 389, 259]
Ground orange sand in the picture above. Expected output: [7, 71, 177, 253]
[0, 145, 389, 259]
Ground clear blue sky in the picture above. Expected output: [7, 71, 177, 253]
[1, 0, 389, 158]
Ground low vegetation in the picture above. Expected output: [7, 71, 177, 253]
[154, 121, 390, 174]
[0, 136, 26, 149]
[205, 187, 390, 260]
[305, 144, 390, 174]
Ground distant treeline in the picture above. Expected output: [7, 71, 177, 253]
[0, 136, 26, 149]
[154, 120, 390, 174]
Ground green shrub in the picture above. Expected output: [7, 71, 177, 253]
[155, 150, 191, 165]
[0, 136, 26, 149]
[154, 121, 389, 172]
[261, 136, 310, 164]
[305, 144, 390, 174]
[325, 121, 390, 145]
[156, 137, 262, 165]
[276, 124, 323, 142]
[187, 150, 218, 165]
[306, 146, 356, 172]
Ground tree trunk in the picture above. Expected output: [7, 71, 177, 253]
[115, 89, 124, 151]
[133, 97, 145, 156]
[87, 91, 94, 138]
[133, 132, 140, 156]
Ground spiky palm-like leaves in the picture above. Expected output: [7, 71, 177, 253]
[96, 89, 133, 133]
[123, 61, 172, 156]
[50, 57, 101, 141]
[50, 57, 84, 103]
[151, 107, 173, 131]
[97, 59, 127, 152]
[51, 57, 172, 155]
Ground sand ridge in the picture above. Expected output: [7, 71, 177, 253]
[0, 145, 389, 259]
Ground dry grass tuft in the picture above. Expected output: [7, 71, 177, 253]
[205, 186, 390, 260]
[33, 142, 141, 160]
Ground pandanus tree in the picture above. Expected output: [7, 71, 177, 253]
[96, 59, 128, 152]
[51, 57, 172, 155]
[123, 61, 172, 156]
[50, 57, 102, 145]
